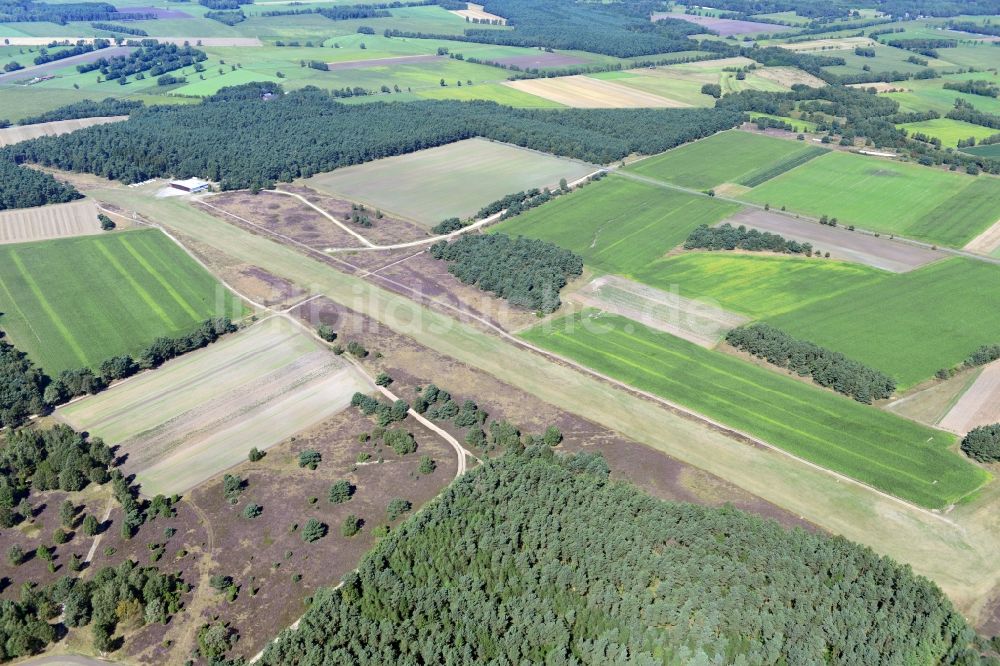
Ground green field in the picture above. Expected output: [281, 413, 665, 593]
[631, 253, 888, 318]
[887, 72, 1000, 117]
[742, 151, 1000, 246]
[899, 118, 1000, 147]
[304, 137, 595, 224]
[492, 175, 738, 274]
[964, 143, 1000, 159]
[768, 257, 1000, 390]
[821, 43, 954, 79]
[0, 229, 245, 374]
[520, 311, 987, 509]
[626, 130, 827, 190]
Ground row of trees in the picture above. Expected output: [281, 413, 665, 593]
[943, 79, 999, 98]
[0, 0, 147, 23]
[14, 97, 142, 125]
[90, 21, 148, 36]
[260, 449, 979, 665]
[4, 85, 743, 189]
[726, 323, 896, 403]
[684, 223, 813, 255]
[76, 42, 207, 81]
[430, 233, 582, 314]
[32, 39, 109, 66]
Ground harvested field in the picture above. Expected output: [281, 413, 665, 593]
[0, 47, 132, 83]
[504, 75, 686, 108]
[0, 115, 126, 146]
[884, 368, 983, 428]
[780, 37, 875, 51]
[325, 54, 445, 70]
[58, 316, 368, 497]
[450, 2, 505, 23]
[305, 137, 595, 224]
[491, 52, 589, 68]
[964, 218, 1000, 255]
[651, 12, 778, 35]
[753, 66, 826, 88]
[848, 82, 912, 92]
[721, 208, 943, 272]
[0, 198, 104, 244]
[939, 360, 1000, 435]
[112, 5, 192, 18]
[569, 275, 748, 347]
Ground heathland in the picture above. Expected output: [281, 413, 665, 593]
[0, 228, 244, 374]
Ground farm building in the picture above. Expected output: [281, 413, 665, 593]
[169, 177, 210, 193]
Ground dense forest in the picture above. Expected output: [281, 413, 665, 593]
[684, 223, 813, 255]
[0, 0, 154, 23]
[0, 335, 47, 429]
[726, 323, 896, 403]
[674, 0, 1000, 18]
[4, 85, 743, 189]
[430, 234, 582, 313]
[0, 160, 80, 211]
[392, 0, 710, 58]
[260, 449, 979, 664]
[75, 42, 207, 81]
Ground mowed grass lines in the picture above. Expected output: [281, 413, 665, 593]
[743, 151, 1000, 247]
[632, 253, 888, 319]
[769, 258, 1000, 390]
[626, 130, 827, 190]
[493, 175, 738, 274]
[0, 229, 245, 374]
[521, 311, 987, 508]
[305, 137, 595, 224]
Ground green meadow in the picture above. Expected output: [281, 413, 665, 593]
[492, 175, 739, 274]
[626, 130, 826, 190]
[742, 151, 1000, 246]
[0, 229, 245, 374]
[521, 311, 987, 509]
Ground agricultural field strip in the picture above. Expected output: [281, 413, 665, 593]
[569, 275, 748, 347]
[521, 313, 981, 508]
[0, 199, 103, 244]
[718, 208, 943, 272]
[939, 360, 1000, 436]
[94, 189, 1000, 615]
[737, 146, 828, 187]
[964, 218, 1000, 255]
[503, 76, 688, 108]
[0, 116, 126, 147]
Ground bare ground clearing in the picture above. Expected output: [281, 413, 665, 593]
[939, 360, 1000, 435]
[780, 36, 875, 51]
[569, 275, 749, 347]
[292, 295, 814, 529]
[504, 76, 687, 108]
[884, 368, 983, 427]
[753, 66, 826, 88]
[650, 12, 778, 35]
[964, 218, 1000, 255]
[720, 208, 943, 272]
[0, 199, 103, 244]
[0, 116, 126, 146]
[326, 54, 446, 70]
[58, 317, 368, 497]
[449, 2, 506, 23]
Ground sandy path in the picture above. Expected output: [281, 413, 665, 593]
[940, 360, 1000, 435]
[964, 218, 1000, 255]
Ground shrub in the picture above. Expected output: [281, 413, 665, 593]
[317, 325, 337, 342]
[340, 514, 361, 537]
[298, 450, 321, 470]
[386, 498, 412, 521]
[248, 447, 265, 462]
[328, 480, 353, 504]
[243, 503, 263, 519]
[302, 518, 328, 542]
[961, 425, 1000, 463]
[418, 456, 436, 475]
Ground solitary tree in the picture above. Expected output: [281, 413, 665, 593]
[299, 450, 322, 470]
[329, 480, 353, 504]
[302, 518, 328, 542]
[962, 424, 1000, 462]
[340, 514, 361, 537]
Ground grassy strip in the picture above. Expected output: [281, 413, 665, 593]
[520, 311, 988, 508]
[738, 145, 828, 187]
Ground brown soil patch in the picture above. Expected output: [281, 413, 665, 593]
[0, 116, 127, 146]
[884, 367, 983, 428]
[939, 360, 1000, 435]
[754, 66, 826, 88]
[0, 199, 103, 244]
[504, 76, 688, 108]
[964, 217, 1000, 255]
[450, 2, 506, 24]
[720, 208, 943, 272]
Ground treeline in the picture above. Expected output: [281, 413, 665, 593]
[0, 559, 185, 661]
[943, 79, 999, 98]
[674, 0, 1000, 19]
[91, 21, 148, 36]
[684, 223, 813, 255]
[0, 160, 81, 211]
[259, 5, 390, 19]
[4, 85, 743, 189]
[948, 101, 1000, 130]
[15, 97, 142, 125]
[205, 9, 244, 24]
[726, 323, 896, 403]
[430, 233, 582, 313]
[76, 42, 207, 81]
[0, 318, 235, 428]
[33, 39, 108, 66]
[260, 450, 979, 665]
[947, 20, 1000, 37]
